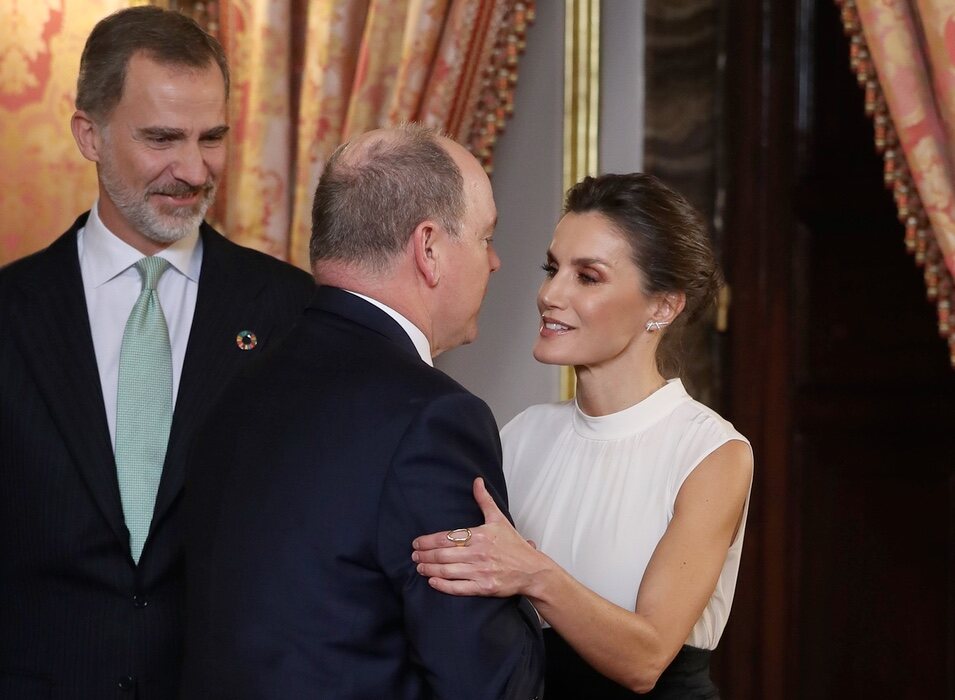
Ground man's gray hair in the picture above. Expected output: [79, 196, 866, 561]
[309, 123, 465, 270]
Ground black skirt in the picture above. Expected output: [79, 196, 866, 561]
[542, 628, 719, 699]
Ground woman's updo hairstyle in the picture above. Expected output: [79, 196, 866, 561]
[564, 172, 722, 325]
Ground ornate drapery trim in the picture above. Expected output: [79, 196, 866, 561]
[836, 0, 955, 367]
[172, 0, 535, 174]
[466, 1, 534, 171]
[420, 1, 535, 173]
[161, 0, 533, 267]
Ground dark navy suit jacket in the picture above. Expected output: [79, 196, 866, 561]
[0, 213, 315, 699]
[182, 285, 544, 699]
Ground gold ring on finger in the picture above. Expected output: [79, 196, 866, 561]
[446, 527, 472, 546]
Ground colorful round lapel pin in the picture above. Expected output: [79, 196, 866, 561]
[236, 330, 258, 351]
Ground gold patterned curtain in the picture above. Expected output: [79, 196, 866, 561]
[838, 0, 955, 367]
[214, 0, 533, 268]
[0, 0, 127, 264]
[0, 0, 532, 268]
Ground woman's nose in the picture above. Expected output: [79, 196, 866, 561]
[538, 275, 565, 310]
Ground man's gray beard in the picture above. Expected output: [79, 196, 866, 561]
[99, 158, 216, 244]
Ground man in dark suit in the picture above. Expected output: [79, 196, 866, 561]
[0, 7, 314, 698]
[182, 124, 544, 699]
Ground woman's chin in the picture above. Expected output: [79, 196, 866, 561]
[532, 344, 567, 366]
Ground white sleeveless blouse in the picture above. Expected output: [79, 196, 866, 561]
[501, 379, 751, 650]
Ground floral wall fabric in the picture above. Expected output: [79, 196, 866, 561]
[0, 0, 126, 264]
[225, 0, 530, 269]
[0, 0, 531, 269]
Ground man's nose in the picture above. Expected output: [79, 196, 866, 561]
[171, 142, 209, 186]
[489, 246, 501, 273]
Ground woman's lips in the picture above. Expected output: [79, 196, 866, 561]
[539, 317, 574, 336]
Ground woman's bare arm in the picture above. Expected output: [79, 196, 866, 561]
[412, 440, 752, 692]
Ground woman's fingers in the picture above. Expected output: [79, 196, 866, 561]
[418, 561, 507, 597]
[426, 577, 484, 597]
[412, 531, 457, 551]
[412, 544, 483, 565]
[415, 561, 477, 580]
[411, 477, 507, 552]
[473, 477, 506, 523]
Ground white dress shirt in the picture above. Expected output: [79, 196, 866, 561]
[344, 290, 433, 366]
[77, 202, 203, 449]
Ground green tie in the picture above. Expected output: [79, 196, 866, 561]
[114, 257, 173, 563]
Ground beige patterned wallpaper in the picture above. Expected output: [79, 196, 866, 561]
[0, 0, 128, 264]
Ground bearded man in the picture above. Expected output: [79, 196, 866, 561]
[0, 7, 313, 698]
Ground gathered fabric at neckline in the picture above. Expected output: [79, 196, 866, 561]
[571, 378, 689, 440]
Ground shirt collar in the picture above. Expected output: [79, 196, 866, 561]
[344, 290, 433, 366]
[80, 200, 202, 288]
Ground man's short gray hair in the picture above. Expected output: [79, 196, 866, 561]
[309, 123, 465, 270]
[76, 6, 229, 122]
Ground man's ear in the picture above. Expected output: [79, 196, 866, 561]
[412, 220, 443, 288]
[71, 110, 102, 163]
[651, 291, 687, 325]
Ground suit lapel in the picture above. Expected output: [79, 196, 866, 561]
[13, 216, 129, 542]
[151, 227, 269, 526]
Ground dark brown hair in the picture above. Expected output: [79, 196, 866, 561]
[564, 173, 723, 367]
[76, 6, 229, 121]
[310, 124, 465, 270]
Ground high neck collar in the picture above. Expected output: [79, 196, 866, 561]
[572, 378, 689, 440]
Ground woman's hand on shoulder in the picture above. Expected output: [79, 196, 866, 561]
[412, 477, 547, 598]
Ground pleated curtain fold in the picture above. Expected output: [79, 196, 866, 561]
[214, 0, 533, 269]
[0, 0, 532, 268]
[839, 0, 955, 367]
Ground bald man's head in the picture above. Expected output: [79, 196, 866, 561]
[309, 124, 465, 271]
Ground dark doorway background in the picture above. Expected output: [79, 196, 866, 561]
[694, 0, 955, 697]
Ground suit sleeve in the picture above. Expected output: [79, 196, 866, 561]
[376, 392, 544, 700]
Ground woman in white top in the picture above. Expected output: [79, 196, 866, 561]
[412, 173, 753, 698]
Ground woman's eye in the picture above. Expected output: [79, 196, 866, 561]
[540, 263, 557, 278]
